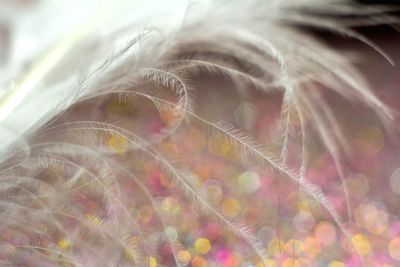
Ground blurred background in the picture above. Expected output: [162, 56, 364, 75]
[0, 1, 400, 266]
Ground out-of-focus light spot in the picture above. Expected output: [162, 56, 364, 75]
[162, 197, 180, 215]
[267, 239, 285, 257]
[202, 179, 223, 203]
[293, 211, 315, 233]
[297, 200, 313, 212]
[256, 259, 277, 267]
[388, 237, 400, 261]
[138, 205, 153, 223]
[193, 165, 211, 183]
[354, 126, 384, 156]
[351, 234, 371, 256]
[164, 226, 178, 241]
[345, 173, 370, 200]
[192, 256, 207, 267]
[355, 203, 388, 234]
[314, 221, 337, 246]
[221, 198, 242, 218]
[147, 256, 157, 267]
[237, 171, 261, 194]
[160, 108, 180, 125]
[284, 239, 303, 258]
[205, 223, 222, 241]
[328, 261, 345, 267]
[108, 134, 128, 154]
[303, 237, 321, 258]
[57, 238, 72, 250]
[161, 142, 180, 159]
[282, 258, 300, 267]
[216, 249, 236, 266]
[208, 135, 231, 156]
[390, 168, 400, 195]
[159, 172, 176, 188]
[195, 238, 211, 255]
[177, 250, 192, 265]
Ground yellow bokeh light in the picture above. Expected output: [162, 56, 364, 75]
[161, 142, 180, 159]
[177, 250, 192, 265]
[284, 239, 303, 258]
[328, 261, 345, 267]
[147, 256, 157, 267]
[221, 198, 242, 218]
[282, 258, 300, 267]
[195, 238, 211, 255]
[57, 238, 72, 251]
[208, 135, 231, 156]
[267, 239, 285, 257]
[108, 134, 128, 154]
[256, 259, 277, 267]
[351, 234, 371, 256]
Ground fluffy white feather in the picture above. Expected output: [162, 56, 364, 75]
[0, 0, 397, 266]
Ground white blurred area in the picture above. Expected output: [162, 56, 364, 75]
[0, 0, 190, 150]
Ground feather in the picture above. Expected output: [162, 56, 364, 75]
[0, 0, 397, 266]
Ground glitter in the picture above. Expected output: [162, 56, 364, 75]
[107, 134, 128, 154]
[314, 221, 337, 246]
[147, 256, 158, 267]
[390, 168, 400, 195]
[221, 198, 242, 218]
[237, 171, 261, 194]
[351, 234, 371, 256]
[195, 238, 211, 255]
[208, 135, 231, 156]
[388, 237, 400, 261]
[57, 238, 72, 250]
[328, 261, 345, 267]
[192, 256, 207, 267]
[282, 258, 300, 267]
[177, 250, 192, 265]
